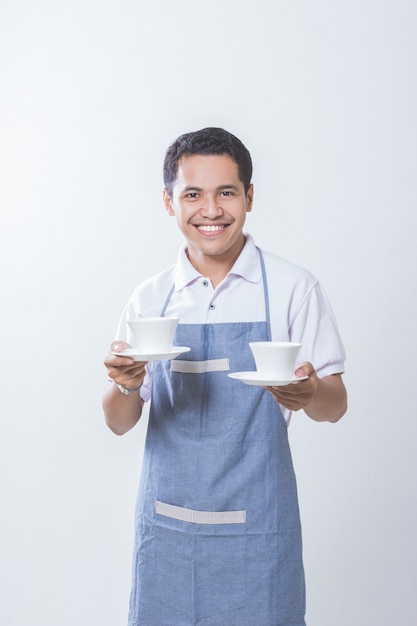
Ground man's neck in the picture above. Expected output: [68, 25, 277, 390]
[186, 255, 230, 288]
[186, 243, 245, 289]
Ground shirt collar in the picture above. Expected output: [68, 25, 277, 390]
[173, 233, 262, 291]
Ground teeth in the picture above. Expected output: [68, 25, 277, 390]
[197, 225, 225, 232]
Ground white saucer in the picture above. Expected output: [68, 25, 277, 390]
[112, 346, 191, 362]
[228, 372, 309, 386]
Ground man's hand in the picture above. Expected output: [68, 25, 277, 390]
[103, 341, 149, 435]
[265, 362, 318, 412]
[265, 362, 347, 422]
[104, 341, 148, 391]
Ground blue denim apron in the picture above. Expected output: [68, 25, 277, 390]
[128, 250, 306, 626]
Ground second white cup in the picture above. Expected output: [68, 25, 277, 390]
[249, 341, 302, 379]
[127, 317, 179, 353]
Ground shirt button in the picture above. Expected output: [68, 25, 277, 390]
[209, 303, 216, 310]
[202, 279, 209, 287]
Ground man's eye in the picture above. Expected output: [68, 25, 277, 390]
[220, 191, 233, 197]
[185, 192, 199, 199]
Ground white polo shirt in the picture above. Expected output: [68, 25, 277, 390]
[116, 233, 346, 419]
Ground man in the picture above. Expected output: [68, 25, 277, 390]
[103, 127, 347, 626]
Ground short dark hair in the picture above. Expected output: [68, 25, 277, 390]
[163, 127, 253, 197]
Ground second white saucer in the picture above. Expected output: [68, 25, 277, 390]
[228, 371, 308, 386]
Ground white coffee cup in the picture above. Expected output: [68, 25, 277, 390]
[249, 341, 302, 379]
[127, 317, 179, 353]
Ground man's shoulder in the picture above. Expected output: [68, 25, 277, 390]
[129, 264, 177, 314]
[260, 247, 318, 290]
[136, 264, 177, 291]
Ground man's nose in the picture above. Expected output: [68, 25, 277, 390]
[200, 194, 223, 218]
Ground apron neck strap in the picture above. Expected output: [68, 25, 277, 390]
[256, 246, 271, 339]
[160, 245, 271, 339]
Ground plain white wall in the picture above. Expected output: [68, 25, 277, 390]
[1, 1, 416, 625]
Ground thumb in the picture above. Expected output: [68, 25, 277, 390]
[111, 340, 131, 352]
[294, 362, 314, 377]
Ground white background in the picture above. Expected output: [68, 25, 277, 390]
[1, 1, 416, 625]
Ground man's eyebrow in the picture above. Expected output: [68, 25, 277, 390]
[181, 185, 203, 193]
[180, 184, 240, 193]
[216, 184, 239, 191]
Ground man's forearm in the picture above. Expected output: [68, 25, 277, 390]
[304, 374, 347, 423]
[102, 382, 144, 435]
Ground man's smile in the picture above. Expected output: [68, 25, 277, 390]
[194, 223, 230, 233]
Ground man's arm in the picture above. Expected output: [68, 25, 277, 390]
[266, 363, 347, 423]
[102, 342, 148, 435]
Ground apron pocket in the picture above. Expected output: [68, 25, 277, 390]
[153, 521, 247, 622]
[194, 529, 247, 621]
[246, 528, 305, 623]
[154, 525, 194, 619]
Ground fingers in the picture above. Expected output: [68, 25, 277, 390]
[265, 362, 318, 411]
[104, 341, 135, 368]
[104, 350, 135, 369]
[266, 385, 308, 411]
[105, 358, 147, 389]
[104, 341, 148, 388]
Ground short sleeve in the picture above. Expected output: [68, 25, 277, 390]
[289, 281, 346, 378]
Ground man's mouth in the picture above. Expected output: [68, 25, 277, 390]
[194, 224, 229, 233]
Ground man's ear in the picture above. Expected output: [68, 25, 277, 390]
[246, 184, 254, 213]
[163, 188, 175, 216]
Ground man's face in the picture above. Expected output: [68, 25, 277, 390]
[163, 154, 253, 269]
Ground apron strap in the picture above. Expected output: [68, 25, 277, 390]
[160, 283, 175, 317]
[256, 246, 272, 340]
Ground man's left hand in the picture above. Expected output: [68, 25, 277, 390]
[265, 362, 318, 412]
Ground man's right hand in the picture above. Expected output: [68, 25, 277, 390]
[104, 341, 148, 392]
[102, 341, 148, 435]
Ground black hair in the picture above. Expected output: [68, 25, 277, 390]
[163, 127, 253, 197]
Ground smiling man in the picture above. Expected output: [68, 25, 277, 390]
[163, 153, 253, 286]
[103, 127, 347, 626]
